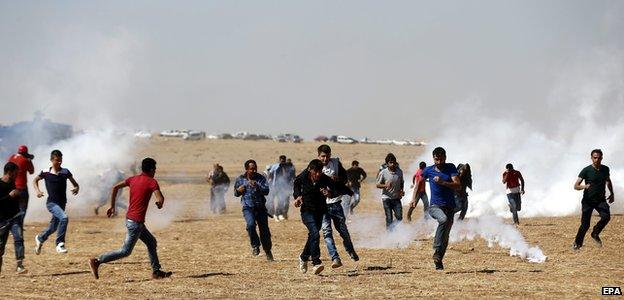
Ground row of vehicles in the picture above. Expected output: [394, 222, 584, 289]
[314, 135, 425, 146]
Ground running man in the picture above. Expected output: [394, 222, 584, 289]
[94, 168, 128, 216]
[376, 153, 404, 230]
[317, 144, 359, 268]
[502, 163, 525, 225]
[234, 160, 273, 261]
[7, 145, 34, 273]
[408, 161, 429, 222]
[33, 150, 79, 254]
[572, 149, 614, 250]
[346, 160, 367, 217]
[293, 159, 334, 275]
[88, 157, 172, 279]
[421, 147, 460, 270]
[454, 163, 472, 221]
[0, 162, 20, 274]
[207, 164, 230, 214]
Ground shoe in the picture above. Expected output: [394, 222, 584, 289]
[16, 261, 27, 274]
[348, 251, 360, 262]
[572, 243, 582, 251]
[266, 251, 274, 262]
[56, 243, 68, 253]
[299, 258, 308, 274]
[433, 252, 444, 270]
[88, 258, 100, 279]
[152, 270, 173, 279]
[590, 233, 603, 247]
[34, 235, 43, 255]
[278, 215, 285, 221]
[331, 258, 343, 269]
[274, 217, 281, 223]
[252, 247, 260, 256]
[312, 264, 324, 275]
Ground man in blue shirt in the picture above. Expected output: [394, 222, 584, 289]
[420, 147, 460, 270]
[234, 159, 273, 261]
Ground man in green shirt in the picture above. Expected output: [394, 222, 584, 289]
[573, 149, 614, 250]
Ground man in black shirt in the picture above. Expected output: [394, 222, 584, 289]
[293, 159, 334, 275]
[346, 160, 367, 217]
[0, 162, 20, 274]
[573, 149, 614, 250]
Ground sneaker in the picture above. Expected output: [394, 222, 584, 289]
[572, 243, 582, 251]
[299, 258, 308, 274]
[590, 233, 603, 247]
[266, 251, 274, 262]
[88, 258, 100, 279]
[152, 270, 173, 279]
[34, 235, 43, 255]
[56, 243, 68, 253]
[433, 253, 444, 270]
[331, 258, 343, 269]
[312, 264, 324, 275]
[278, 215, 285, 221]
[348, 251, 360, 262]
[16, 262, 27, 274]
[252, 247, 260, 256]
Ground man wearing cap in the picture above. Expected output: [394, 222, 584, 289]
[6, 145, 34, 273]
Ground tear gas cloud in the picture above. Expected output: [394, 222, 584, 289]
[405, 49, 624, 220]
[351, 213, 546, 263]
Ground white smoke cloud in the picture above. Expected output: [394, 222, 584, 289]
[351, 213, 546, 263]
[405, 49, 624, 220]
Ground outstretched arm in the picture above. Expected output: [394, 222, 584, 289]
[107, 181, 128, 217]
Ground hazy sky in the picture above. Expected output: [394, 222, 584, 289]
[1, 1, 622, 139]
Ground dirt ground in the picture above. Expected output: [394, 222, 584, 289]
[1, 139, 622, 299]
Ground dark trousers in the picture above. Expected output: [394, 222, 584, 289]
[454, 194, 468, 220]
[300, 210, 324, 265]
[382, 198, 403, 230]
[574, 201, 611, 246]
[242, 206, 272, 252]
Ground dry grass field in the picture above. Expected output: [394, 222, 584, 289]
[0, 138, 622, 299]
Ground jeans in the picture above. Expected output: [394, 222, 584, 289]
[429, 205, 455, 259]
[98, 219, 161, 272]
[300, 210, 324, 265]
[38, 202, 68, 245]
[242, 206, 272, 252]
[275, 188, 291, 217]
[8, 189, 27, 261]
[322, 202, 355, 260]
[407, 192, 429, 220]
[454, 194, 468, 220]
[341, 194, 353, 219]
[382, 198, 403, 230]
[347, 186, 361, 216]
[574, 201, 611, 246]
[210, 186, 227, 214]
[0, 218, 20, 273]
[507, 193, 521, 224]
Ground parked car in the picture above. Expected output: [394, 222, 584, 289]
[314, 135, 328, 142]
[328, 135, 338, 142]
[336, 136, 357, 144]
[274, 135, 287, 142]
[290, 135, 303, 143]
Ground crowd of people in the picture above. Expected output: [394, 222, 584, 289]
[0, 143, 615, 278]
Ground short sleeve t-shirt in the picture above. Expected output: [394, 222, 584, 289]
[421, 163, 458, 208]
[505, 170, 522, 194]
[40, 168, 73, 205]
[377, 168, 404, 200]
[125, 173, 160, 222]
[578, 165, 610, 202]
[8, 154, 34, 190]
[414, 169, 426, 194]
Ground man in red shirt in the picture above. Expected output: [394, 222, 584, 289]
[88, 158, 172, 279]
[408, 161, 429, 222]
[7, 145, 34, 273]
[502, 163, 525, 225]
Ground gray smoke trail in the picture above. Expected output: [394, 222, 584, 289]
[351, 213, 546, 263]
